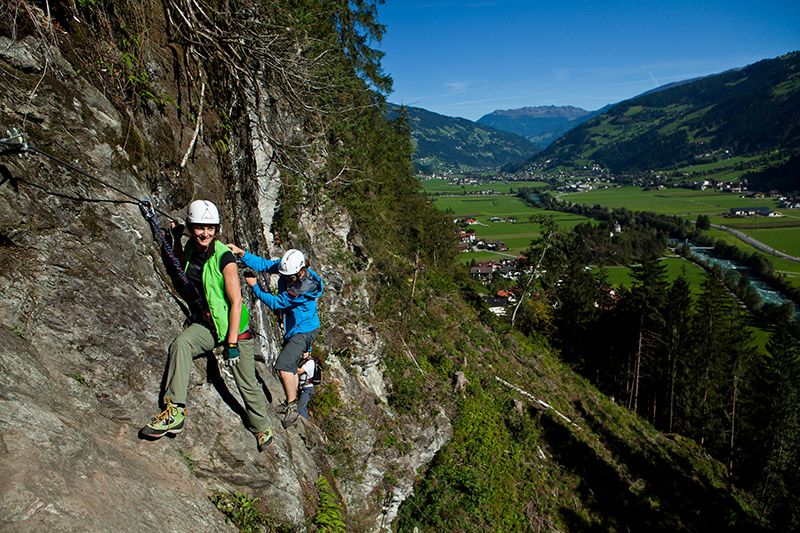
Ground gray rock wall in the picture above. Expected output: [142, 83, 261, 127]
[0, 34, 449, 531]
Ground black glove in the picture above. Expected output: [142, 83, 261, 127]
[223, 343, 240, 368]
[163, 223, 184, 250]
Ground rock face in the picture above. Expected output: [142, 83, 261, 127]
[0, 34, 449, 531]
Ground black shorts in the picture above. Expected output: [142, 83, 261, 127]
[274, 330, 317, 374]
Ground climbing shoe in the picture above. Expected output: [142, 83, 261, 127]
[139, 403, 185, 439]
[256, 429, 274, 452]
[274, 400, 289, 415]
[282, 401, 299, 428]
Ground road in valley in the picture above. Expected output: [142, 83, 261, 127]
[711, 224, 800, 263]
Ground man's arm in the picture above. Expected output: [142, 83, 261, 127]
[226, 244, 281, 273]
[250, 283, 297, 311]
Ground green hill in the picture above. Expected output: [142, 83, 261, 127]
[387, 103, 541, 173]
[533, 52, 800, 190]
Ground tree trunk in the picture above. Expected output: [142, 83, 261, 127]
[629, 313, 644, 412]
[728, 372, 738, 489]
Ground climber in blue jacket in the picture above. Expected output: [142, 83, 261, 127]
[227, 245, 323, 428]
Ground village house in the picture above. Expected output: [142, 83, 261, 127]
[470, 263, 494, 281]
[729, 206, 777, 217]
[495, 289, 518, 303]
[483, 296, 509, 316]
[489, 216, 517, 223]
[457, 230, 476, 243]
[482, 240, 508, 252]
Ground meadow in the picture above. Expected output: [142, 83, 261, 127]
[561, 186, 778, 217]
[744, 227, 800, 256]
[432, 194, 591, 260]
[600, 256, 707, 295]
[703, 228, 800, 288]
[422, 179, 548, 195]
[562, 187, 800, 288]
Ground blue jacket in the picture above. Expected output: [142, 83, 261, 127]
[240, 251, 323, 339]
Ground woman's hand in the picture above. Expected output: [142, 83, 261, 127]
[243, 271, 257, 288]
[226, 243, 245, 258]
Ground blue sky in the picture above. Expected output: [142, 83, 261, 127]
[376, 0, 800, 121]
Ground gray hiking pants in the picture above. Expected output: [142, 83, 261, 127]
[163, 323, 269, 434]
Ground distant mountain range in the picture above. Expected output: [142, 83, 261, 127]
[477, 105, 606, 147]
[386, 104, 540, 173]
[530, 51, 800, 190]
[390, 52, 800, 189]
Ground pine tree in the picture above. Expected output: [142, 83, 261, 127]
[738, 305, 800, 529]
[683, 266, 753, 462]
[625, 254, 668, 418]
[550, 233, 602, 372]
[662, 271, 693, 432]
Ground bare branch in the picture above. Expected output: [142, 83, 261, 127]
[178, 80, 205, 173]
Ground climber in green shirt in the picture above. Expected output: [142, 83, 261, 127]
[139, 200, 273, 452]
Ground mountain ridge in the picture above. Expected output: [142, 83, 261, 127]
[477, 104, 604, 148]
[387, 103, 541, 173]
[529, 51, 800, 189]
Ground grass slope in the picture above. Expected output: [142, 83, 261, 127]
[391, 280, 761, 531]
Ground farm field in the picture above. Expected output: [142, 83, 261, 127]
[561, 186, 779, 217]
[745, 227, 800, 257]
[432, 194, 591, 260]
[599, 256, 707, 295]
[676, 155, 763, 175]
[564, 187, 800, 288]
[708, 212, 800, 230]
[422, 179, 547, 195]
[673, 155, 783, 185]
[702, 228, 800, 289]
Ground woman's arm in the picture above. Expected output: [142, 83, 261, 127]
[222, 261, 242, 344]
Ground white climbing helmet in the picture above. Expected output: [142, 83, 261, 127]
[186, 200, 220, 225]
[279, 249, 306, 276]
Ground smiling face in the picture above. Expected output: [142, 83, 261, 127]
[191, 224, 217, 251]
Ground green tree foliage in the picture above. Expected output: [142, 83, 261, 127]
[662, 272, 694, 433]
[550, 235, 603, 370]
[327, 0, 392, 93]
[738, 306, 800, 528]
[623, 255, 669, 415]
[679, 267, 753, 460]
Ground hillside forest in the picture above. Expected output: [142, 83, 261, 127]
[508, 197, 800, 530]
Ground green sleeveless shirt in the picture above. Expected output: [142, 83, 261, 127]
[184, 240, 249, 343]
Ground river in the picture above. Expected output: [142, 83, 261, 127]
[687, 244, 796, 309]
